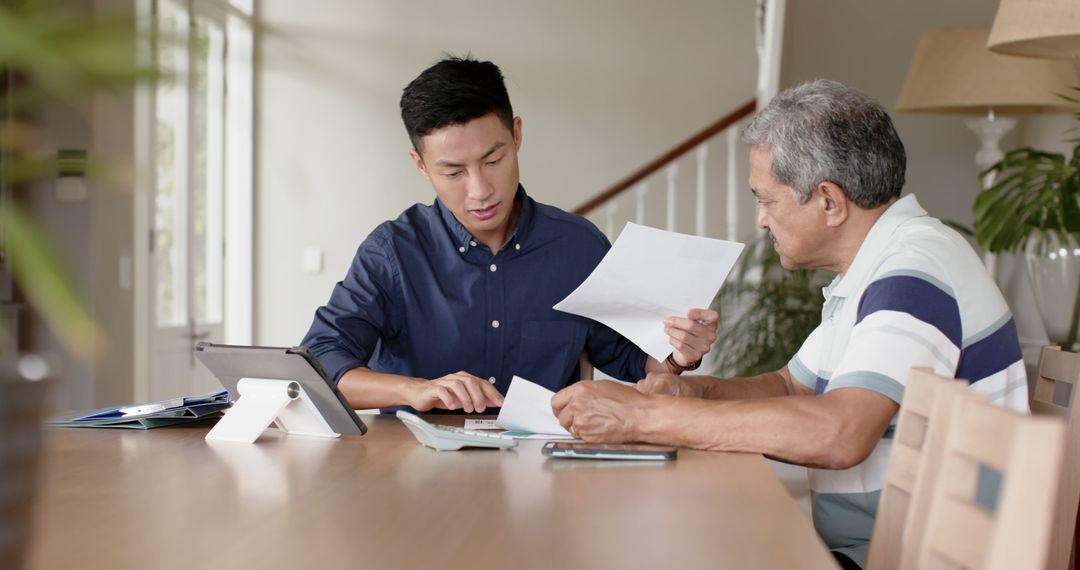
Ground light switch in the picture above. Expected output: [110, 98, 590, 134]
[303, 247, 323, 274]
[55, 149, 88, 202]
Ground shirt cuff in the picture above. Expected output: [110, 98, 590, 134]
[824, 371, 905, 405]
[787, 355, 817, 390]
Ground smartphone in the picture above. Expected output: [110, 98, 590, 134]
[542, 441, 677, 461]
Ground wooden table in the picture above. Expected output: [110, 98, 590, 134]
[26, 415, 838, 569]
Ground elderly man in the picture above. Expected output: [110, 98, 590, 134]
[551, 79, 1028, 569]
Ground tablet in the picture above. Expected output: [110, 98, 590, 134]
[194, 342, 367, 436]
[542, 442, 677, 461]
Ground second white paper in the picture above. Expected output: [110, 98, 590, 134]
[495, 376, 572, 436]
[553, 222, 744, 361]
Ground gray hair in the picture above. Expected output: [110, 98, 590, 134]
[741, 79, 906, 209]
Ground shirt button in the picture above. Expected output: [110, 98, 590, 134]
[470, 240, 477, 247]
[488, 376, 496, 385]
[491, 320, 500, 329]
[489, 264, 497, 272]
[515, 243, 521, 251]
[458, 246, 465, 253]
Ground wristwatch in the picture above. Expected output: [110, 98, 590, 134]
[665, 353, 702, 375]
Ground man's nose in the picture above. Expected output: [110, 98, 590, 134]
[467, 170, 495, 202]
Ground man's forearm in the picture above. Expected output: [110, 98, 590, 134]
[633, 396, 841, 467]
[631, 387, 896, 469]
[697, 370, 800, 400]
[337, 367, 420, 409]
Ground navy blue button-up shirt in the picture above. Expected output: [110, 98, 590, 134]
[301, 186, 647, 401]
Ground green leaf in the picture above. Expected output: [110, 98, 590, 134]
[0, 2, 165, 110]
[974, 144, 1080, 254]
[0, 0, 168, 361]
[711, 233, 831, 377]
[2, 204, 103, 360]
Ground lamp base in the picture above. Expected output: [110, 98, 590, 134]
[964, 113, 1017, 176]
[964, 112, 1019, 281]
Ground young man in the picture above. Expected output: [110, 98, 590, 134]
[302, 57, 718, 413]
[551, 79, 1028, 569]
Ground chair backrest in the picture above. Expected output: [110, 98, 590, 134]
[867, 368, 969, 570]
[1032, 346, 1080, 570]
[904, 397, 1065, 570]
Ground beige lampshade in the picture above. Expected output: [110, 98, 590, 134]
[897, 27, 1078, 115]
[988, 0, 1080, 59]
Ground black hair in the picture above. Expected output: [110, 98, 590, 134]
[400, 56, 514, 151]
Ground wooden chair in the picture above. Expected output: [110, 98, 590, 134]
[1032, 346, 1080, 570]
[866, 368, 970, 570]
[902, 396, 1065, 570]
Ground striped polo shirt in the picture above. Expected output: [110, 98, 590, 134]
[786, 193, 1029, 567]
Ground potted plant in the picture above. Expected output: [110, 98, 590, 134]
[0, 2, 156, 567]
[974, 100, 1080, 351]
[711, 233, 832, 377]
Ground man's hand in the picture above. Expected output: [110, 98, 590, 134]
[635, 371, 713, 398]
[406, 371, 504, 413]
[551, 381, 652, 443]
[666, 308, 719, 368]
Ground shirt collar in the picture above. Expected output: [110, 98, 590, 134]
[436, 184, 533, 255]
[830, 193, 927, 298]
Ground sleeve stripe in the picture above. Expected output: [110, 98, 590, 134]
[963, 312, 1013, 347]
[788, 355, 818, 389]
[957, 318, 1023, 383]
[968, 362, 1028, 413]
[825, 371, 906, 405]
[850, 317, 957, 371]
[856, 275, 961, 347]
[875, 269, 955, 297]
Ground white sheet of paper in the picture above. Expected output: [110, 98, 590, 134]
[495, 376, 571, 436]
[554, 222, 745, 362]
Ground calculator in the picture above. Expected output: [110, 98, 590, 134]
[396, 411, 518, 451]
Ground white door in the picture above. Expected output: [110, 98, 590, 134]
[149, 0, 227, 399]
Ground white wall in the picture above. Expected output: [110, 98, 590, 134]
[779, 0, 1073, 227]
[256, 0, 758, 345]
[27, 100, 96, 411]
[781, 0, 990, 226]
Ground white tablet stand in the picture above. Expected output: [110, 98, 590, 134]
[205, 378, 341, 443]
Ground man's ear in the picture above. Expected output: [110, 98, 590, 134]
[512, 116, 523, 151]
[409, 148, 430, 180]
[818, 181, 850, 228]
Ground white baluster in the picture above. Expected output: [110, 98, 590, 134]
[605, 203, 617, 239]
[726, 128, 739, 242]
[635, 182, 648, 225]
[666, 164, 678, 232]
[695, 145, 708, 237]
[758, 0, 786, 106]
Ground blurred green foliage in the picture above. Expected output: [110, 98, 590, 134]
[711, 233, 832, 378]
[1, 0, 157, 359]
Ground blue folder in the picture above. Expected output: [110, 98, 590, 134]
[50, 391, 230, 429]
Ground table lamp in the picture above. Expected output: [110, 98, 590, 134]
[896, 27, 1077, 180]
[987, 0, 1080, 61]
